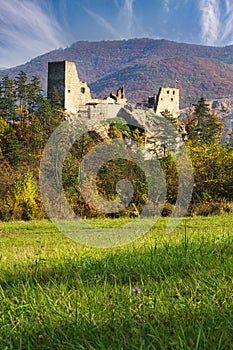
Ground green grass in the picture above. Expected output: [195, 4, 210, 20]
[0, 215, 233, 349]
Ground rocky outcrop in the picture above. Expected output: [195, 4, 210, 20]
[68, 105, 185, 159]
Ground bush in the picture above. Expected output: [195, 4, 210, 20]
[4, 171, 43, 220]
[189, 200, 233, 216]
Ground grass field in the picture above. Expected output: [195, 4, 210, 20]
[0, 215, 233, 349]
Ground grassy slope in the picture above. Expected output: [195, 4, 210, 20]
[0, 216, 233, 349]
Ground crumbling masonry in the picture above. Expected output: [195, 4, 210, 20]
[47, 60, 179, 118]
[47, 60, 183, 158]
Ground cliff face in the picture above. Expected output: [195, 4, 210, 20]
[68, 105, 185, 160]
[2, 38, 233, 105]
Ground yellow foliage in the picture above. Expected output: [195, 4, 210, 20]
[6, 171, 39, 220]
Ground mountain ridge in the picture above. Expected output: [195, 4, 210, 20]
[2, 38, 233, 105]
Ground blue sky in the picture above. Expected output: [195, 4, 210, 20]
[1, 0, 233, 68]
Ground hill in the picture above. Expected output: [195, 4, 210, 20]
[2, 38, 233, 105]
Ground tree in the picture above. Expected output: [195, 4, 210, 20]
[0, 117, 8, 160]
[35, 93, 64, 143]
[186, 140, 233, 204]
[2, 124, 22, 167]
[1, 75, 17, 122]
[5, 171, 40, 220]
[15, 71, 27, 116]
[48, 86, 62, 109]
[185, 97, 222, 143]
[27, 76, 42, 119]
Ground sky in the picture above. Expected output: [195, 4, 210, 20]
[1, 0, 233, 68]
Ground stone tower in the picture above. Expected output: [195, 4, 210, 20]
[154, 87, 179, 118]
[47, 61, 92, 113]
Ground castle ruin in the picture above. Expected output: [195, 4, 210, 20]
[154, 87, 179, 118]
[47, 61, 92, 113]
[47, 60, 183, 159]
[47, 61, 127, 114]
[47, 60, 179, 118]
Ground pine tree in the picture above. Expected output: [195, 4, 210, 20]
[15, 71, 28, 121]
[1, 75, 17, 122]
[48, 86, 62, 109]
[186, 97, 221, 143]
[2, 125, 22, 167]
[0, 81, 3, 115]
[27, 76, 42, 119]
[0, 117, 8, 160]
[35, 94, 57, 142]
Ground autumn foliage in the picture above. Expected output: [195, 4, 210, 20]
[0, 73, 232, 220]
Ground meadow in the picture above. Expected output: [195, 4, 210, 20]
[0, 215, 233, 349]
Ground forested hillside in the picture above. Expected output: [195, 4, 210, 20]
[2, 39, 233, 105]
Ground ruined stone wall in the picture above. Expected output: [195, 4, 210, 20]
[64, 61, 91, 113]
[77, 104, 124, 121]
[48, 61, 92, 113]
[154, 87, 179, 118]
[79, 81, 92, 106]
[47, 61, 66, 107]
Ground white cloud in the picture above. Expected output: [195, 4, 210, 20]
[225, 0, 232, 14]
[0, 0, 67, 67]
[85, 0, 147, 40]
[84, 7, 122, 39]
[123, 0, 134, 35]
[163, 0, 170, 13]
[199, 0, 220, 45]
[199, 0, 233, 46]
[221, 1, 233, 44]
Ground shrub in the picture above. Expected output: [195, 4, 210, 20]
[189, 200, 233, 216]
[5, 171, 42, 220]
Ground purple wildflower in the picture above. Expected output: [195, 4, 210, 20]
[38, 334, 44, 339]
[132, 288, 142, 293]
